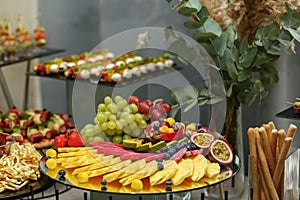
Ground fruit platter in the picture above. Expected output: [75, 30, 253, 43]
[32, 50, 177, 85]
[40, 95, 240, 194]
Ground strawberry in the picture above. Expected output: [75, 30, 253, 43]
[54, 135, 67, 148]
[67, 131, 85, 147]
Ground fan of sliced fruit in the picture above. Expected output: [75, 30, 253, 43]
[44, 95, 235, 192]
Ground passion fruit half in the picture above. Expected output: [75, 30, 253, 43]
[191, 132, 214, 149]
[209, 139, 233, 165]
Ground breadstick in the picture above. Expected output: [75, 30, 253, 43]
[268, 122, 277, 156]
[268, 121, 276, 130]
[259, 127, 276, 175]
[276, 129, 286, 160]
[272, 137, 293, 189]
[258, 162, 270, 200]
[271, 129, 278, 160]
[276, 129, 286, 199]
[247, 128, 259, 200]
[256, 131, 279, 200]
[286, 124, 297, 138]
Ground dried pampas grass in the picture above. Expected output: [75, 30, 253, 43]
[199, 0, 300, 42]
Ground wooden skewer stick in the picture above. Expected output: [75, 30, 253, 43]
[256, 131, 279, 200]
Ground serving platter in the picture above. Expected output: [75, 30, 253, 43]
[40, 155, 240, 195]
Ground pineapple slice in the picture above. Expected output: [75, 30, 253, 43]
[103, 159, 146, 183]
[205, 162, 221, 178]
[150, 160, 178, 186]
[171, 158, 193, 186]
[191, 154, 208, 181]
[119, 160, 158, 186]
[88, 160, 132, 178]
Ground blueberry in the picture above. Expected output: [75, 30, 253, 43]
[155, 150, 162, 154]
[168, 147, 176, 155]
[157, 162, 164, 170]
[166, 187, 172, 192]
[101, 179, 107, 185]
[156, 158, 163, 162]
[166, 180, 172, 186]
[164, 153, 171, 160]
[58, 170, 66, 177]
[101, 186, 107, 191]
[159, 117, 165, 123]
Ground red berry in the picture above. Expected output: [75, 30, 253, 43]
[67, 132, 85, 147]
[54, 136, 67, 148]
[128, 96, 141, 105]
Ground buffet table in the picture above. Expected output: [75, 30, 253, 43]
[0, 47, 64, 109]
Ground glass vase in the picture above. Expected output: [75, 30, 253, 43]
[205, 104, 246, 199]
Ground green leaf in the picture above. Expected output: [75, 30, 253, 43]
[199, 87, 209, 96]
[196, 6, 210, 20]
[253, 80, 264, 93]
[284, 27, 300, 43]
[184, 21, 203, 29]
[277, 38, 294, 46]
[198, 99, 208, 106]
[252, 51, 276, 66]
[239, 37, 249, 54]
[170, 104, 181, 119]
[226, 59, 237, 80]
[211, 32, 228, 57]
[281, 5, 300, 29]
[203, 18, 222, 37]
[237, 69, 251, 82]
[226, 83, 235, 97]
[183, 85, 199, 99]
[184, 99, 198, 112]
[207, 97, 224, 105]
[185, 0, 202, 11]
[225, 25, 236, 48]
[240, 46, 257, 68]
[267, 45, 290, 55]
[178, 7, 198, 17]
[220, 48, 235, 70]
[193, 31, 216, 43]
[200, 43, 217, 55]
